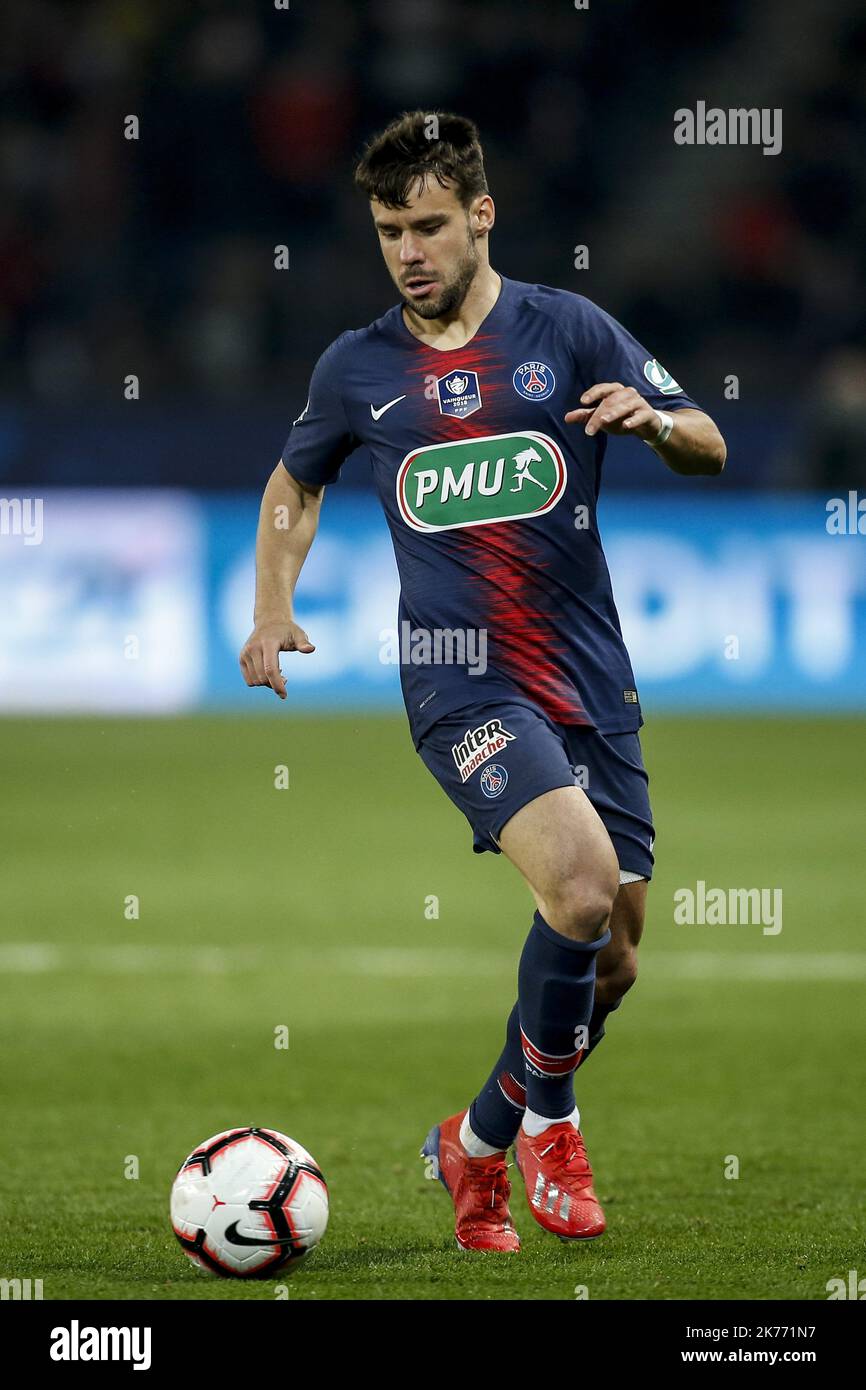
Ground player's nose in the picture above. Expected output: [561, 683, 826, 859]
[399, 234, 425, 263]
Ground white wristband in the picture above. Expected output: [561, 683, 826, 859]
[644, 409, 674, 448]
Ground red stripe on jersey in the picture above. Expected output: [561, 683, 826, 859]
[403, 333, 590, 728]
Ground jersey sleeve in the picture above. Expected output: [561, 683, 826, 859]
[281, 333, 359, 487]
[576, 297, 700, 413]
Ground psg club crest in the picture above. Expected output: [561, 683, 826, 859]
[479, 763, 508, 798]
[437, 369, 482, 418]
[513, 360, 556, 401]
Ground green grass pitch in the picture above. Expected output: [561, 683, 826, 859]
[0, 713, 863, 1301]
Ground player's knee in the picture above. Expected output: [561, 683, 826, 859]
[542, 856, 619, 942]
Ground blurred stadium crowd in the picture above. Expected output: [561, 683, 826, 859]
[1, 0, 864, 489]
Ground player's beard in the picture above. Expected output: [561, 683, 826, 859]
[401, 233, 479, 320]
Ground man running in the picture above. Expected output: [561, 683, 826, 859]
[240, 111, 725, 1252]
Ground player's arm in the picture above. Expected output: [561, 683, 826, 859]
[566, 386, 725, 476]
[239, 464, 322, 700]
[240, 334, 358, 699]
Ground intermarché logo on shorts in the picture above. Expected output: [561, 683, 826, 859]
[451, 717, 516, 783]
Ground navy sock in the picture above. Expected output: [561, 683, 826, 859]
[576, 995, 622, 1069]
[468, 993, 616, 1147]
[469, 1002, 526, 1150]
[518, 910, 610, 1120]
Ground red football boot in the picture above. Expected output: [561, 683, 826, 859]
[515, 1122, 606, 1240]
[421, 1111, 520, 1252]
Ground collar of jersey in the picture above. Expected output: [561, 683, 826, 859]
[393, 272, 511, 353]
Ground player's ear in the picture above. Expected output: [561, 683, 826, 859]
[471, 193, 495, 237]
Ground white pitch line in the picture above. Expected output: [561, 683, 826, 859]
[0, 943, 268, 974]
[0, 943, 864, 982]
[646, 951, 866, 982]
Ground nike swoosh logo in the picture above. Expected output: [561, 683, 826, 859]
[370, 395, 406, 420]
[224, 1221, 297, 1248]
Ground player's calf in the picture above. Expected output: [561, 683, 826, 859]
[585, 877, 646, 1048]
[594, 943, 638, 1009]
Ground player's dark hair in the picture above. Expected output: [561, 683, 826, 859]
[353, 111, 489, 210]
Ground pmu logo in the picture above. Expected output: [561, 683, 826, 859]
[513, 361, 555, 401]
[396, 431, 567, 532]
[437, 369, 482, 418]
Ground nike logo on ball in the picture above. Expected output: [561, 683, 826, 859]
[224, 1221, 298, 1248]
[370, 395, 406, 420]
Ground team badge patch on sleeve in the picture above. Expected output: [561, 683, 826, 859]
[437, 369, 482, 418]
[512, 361, 556, 401]
[643, 358, 683, 394]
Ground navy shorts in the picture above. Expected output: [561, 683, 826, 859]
[417, 701, 654, 879]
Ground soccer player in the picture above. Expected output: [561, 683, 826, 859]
[241, 112, 725, 1252]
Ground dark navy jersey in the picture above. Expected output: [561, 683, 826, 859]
[281, 275, 699, 746]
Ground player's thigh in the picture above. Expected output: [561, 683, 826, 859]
[565, 728, 655, 885]
[498, 784, 620, 939]
[417, 702, 618, 939]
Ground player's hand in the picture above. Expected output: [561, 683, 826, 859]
[565, 383, 661, 441]
[239, 621, 315, 700]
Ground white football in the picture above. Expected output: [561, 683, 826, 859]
[170, 1127, 329, 1277]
